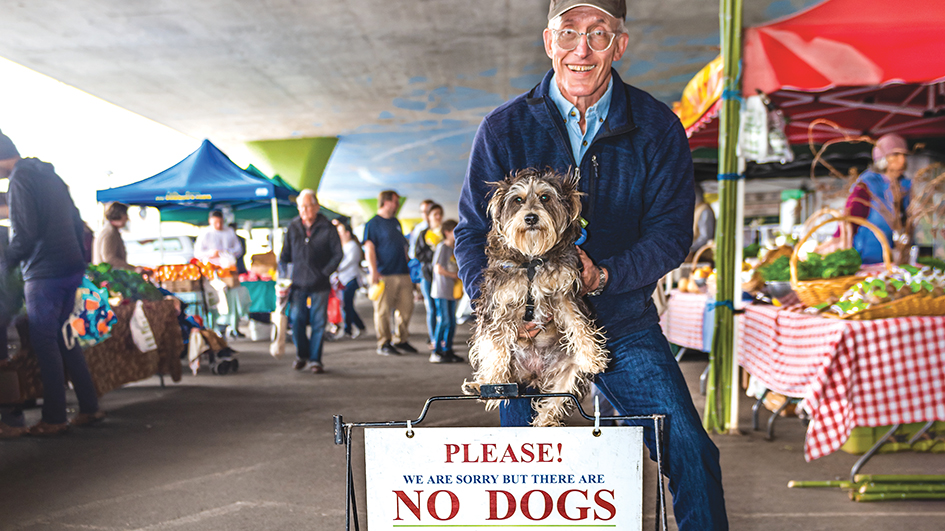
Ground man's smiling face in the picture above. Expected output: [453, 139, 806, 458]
[543, 6, 628, 110]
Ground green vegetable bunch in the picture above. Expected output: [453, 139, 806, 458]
[758, 248, 862, 282]
[917, 256, 945, 273]
[87, 263, 164, 302]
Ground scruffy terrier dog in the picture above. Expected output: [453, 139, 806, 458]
[463, 168, 608, 427]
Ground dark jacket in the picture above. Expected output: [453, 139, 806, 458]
[4, 158, 88, 281]
[279, 214, 343, 292]
[454, 69, 694, 338]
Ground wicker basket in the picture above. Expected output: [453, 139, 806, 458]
[790, 215, 893, 307]
[836, 294, 945, 321]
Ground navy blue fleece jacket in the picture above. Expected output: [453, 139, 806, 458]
[454, 69, 694, 339]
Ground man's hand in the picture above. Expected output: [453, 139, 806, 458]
[210, 250, 220, 258]
[371, 271, 381, 286]
[576, 247, 600, 295]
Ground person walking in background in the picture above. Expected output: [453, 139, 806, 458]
[408, 199, 435, 261]
[93, 202, 142, 272]
[333, 219, 366, 339]
[280, 190, 343, 374]
[414, 203, 443, 350]
[429, 219, 463, 363]
[0, 129, 102, 436]
[363, 190, 417, 356]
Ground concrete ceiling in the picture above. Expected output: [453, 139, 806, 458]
[0, 0, 820, 215]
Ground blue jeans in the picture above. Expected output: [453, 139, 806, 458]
[290, 289, 330, 366]
[499, 324, 728, 530]
[342, 279, 365, 335]
[25, 272, 99, 425]
[420, 277, 436, 344]
[433, 298, 456, 353]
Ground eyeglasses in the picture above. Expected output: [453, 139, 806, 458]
[551, 28, 617, 52]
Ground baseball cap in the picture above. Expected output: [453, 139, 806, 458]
[548, 0, 626, 20]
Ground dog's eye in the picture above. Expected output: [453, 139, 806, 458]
[539, 194, 550, 203]
[514, 197, 524, 204]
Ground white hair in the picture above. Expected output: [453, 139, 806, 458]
[548, 12, 627, 34]
[297, 188, 318, 205]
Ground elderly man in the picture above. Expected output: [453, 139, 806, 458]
[279, 189, 343, 373]
[454, 1, 728, 529]
[363, 190, 417, 356]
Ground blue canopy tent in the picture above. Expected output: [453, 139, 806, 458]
[97, 139, 304, 228]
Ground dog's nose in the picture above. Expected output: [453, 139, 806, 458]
[524, 213, 539, 226]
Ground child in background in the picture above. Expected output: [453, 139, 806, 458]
[429, 219, 463, 363]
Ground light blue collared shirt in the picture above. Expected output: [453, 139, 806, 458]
[549, 75, 614, 166]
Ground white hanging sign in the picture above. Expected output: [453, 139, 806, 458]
[364, 426, 643, 530]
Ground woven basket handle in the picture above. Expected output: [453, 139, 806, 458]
[790, 215, 892, 286]
[690, 241, 715, 271]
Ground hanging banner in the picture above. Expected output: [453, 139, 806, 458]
[364, 426, 643, 529]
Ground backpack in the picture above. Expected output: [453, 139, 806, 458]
[62, 277, 117, 349]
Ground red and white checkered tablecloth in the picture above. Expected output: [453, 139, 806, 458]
[659, 290, 707, 351]
[739, 305, 945, 461]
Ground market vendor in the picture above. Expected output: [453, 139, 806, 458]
[195, 210, 246, 336]
[93, 202, 142, 272]
[842, 133, 912, 263]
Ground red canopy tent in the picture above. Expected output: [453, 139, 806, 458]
[683, 0, 945, 149]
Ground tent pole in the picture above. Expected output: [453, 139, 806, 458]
[271, 197, 281, 255]
[158, 209, 165, 265]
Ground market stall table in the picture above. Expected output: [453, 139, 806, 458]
[659, 290, 715, 352]
[0, 299, 184, 401]
[243, 280, 276, 314]
[739, 304, 945, 468]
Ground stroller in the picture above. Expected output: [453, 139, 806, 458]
[173, 298, 239, 375]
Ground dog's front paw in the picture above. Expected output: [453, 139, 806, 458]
[461, 379, 481, 396]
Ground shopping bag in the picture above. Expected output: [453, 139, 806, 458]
[188, 328, 207, 375]
[130, 300, 158, 353]
[270, 279, 291, 358]
[368, 280, 385, 301]
[453, 279, 464, 300]
[407, 258, 423, 284]
[327, 290, 342, 326]
[62, 277, 117, 349]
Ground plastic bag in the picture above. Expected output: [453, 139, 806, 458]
[368, 280, 385, 301]
[407, 258, 423, 284]
[327, 290, 342, 325]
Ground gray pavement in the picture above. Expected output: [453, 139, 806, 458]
[1, 297, 943, 530]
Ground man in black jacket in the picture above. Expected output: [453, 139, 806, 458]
[279, 189, 343, 373]
[0, 129, 101, 435]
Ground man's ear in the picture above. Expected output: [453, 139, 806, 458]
[542, 28, 555, 60]
[611, 31, 630, 63]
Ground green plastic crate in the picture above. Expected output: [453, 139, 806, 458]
[841, 421, 945, 455]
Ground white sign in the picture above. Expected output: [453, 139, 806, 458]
[364, 426, 643, 530]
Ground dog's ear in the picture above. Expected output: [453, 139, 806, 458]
[486, 176, 512, 221]
[562, 171, 583, 222]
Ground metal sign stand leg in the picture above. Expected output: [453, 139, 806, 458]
[334, 384, 669, 531]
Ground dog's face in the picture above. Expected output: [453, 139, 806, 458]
[487, 169, 582, 257]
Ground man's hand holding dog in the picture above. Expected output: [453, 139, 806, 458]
[577, 247, 607, 296]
